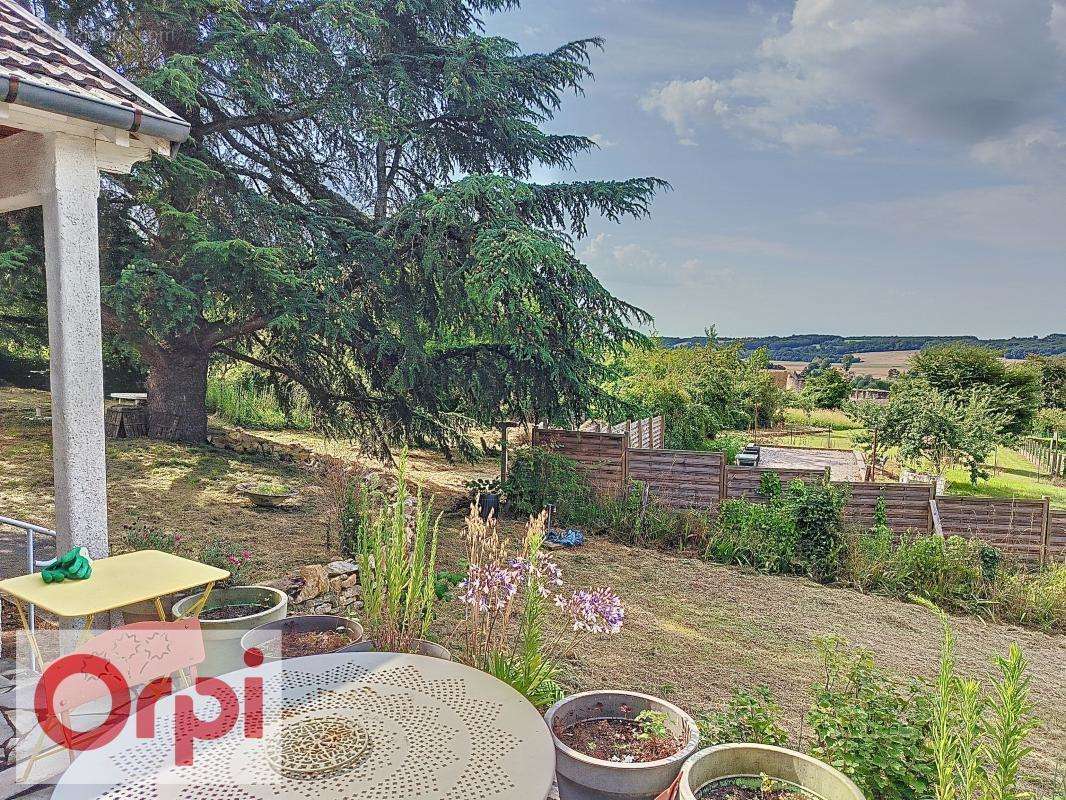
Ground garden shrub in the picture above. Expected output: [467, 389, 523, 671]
[988, 564, 1066, 632]
[503, 446, 599, 525]
[698, 685, 788, 748]
[785, 479, 847, 582]
[881, 533, 983, 608]
[807, 637, 935, 800]
[703, 433, 746, 462]
[706, 496, 797, 573]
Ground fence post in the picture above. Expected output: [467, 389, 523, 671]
[1040, 495, 1051, 569]
[720, 459, 728, 503]
[927, 484, 936, 533]
[621, 429, 629, 494]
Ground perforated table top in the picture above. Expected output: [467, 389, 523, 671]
[52, 652, 555, 800]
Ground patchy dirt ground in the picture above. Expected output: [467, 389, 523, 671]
[2, 386, 1063, 791]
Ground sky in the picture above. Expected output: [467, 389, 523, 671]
[485, 0, 1066, 338]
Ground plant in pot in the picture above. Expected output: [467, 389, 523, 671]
[171, 539, 288, 676]
[354, 460, 447, 658]
[676, 745, 864, 800]
[464, 476, 502, 521]
[241, 614, 367, 662]
[453, 507, 624, 711]
[545, 689, 700, 800]
[236, 481, 296, 508]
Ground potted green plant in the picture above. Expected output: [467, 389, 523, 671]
[236, 481, 296, 508]
[355, 459, 448, 658]
[171, 539, 288, 676]
[464, 477, 502, 520]
[677, 744, 865, 800]
[545, 689, 700, 800]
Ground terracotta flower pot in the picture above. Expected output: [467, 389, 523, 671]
[545, 690, 700, 800]
[678, 744, 865, 800]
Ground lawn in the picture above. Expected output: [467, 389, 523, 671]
[946, 445, 1066, 509]
[1, 386, 1063, 792]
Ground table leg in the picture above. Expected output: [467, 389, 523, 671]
[154, 597, 168, 622]
[9, 598, 44, 670]
[175, 581, 216, 620]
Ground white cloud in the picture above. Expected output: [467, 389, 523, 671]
[580, 234, 736, 288]
[971, 124, 1066, 179]
[810, 183, 1066, 250]
[641, 0, 1065, 156]
[589, 133, 617, 148]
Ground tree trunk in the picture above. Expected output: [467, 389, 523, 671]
[146, 349, 210, 442]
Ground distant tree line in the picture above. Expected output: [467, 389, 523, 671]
[660, 334, 1066, 362]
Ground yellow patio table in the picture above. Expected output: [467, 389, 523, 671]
[0, 549, 229, 665]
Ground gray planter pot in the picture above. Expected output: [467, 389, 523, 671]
[240, 615, 367, 661]
[678, 744, 865, 800]
[236, 483, 296, 508]
[545, 690, 700, 800]
[412, 639, 451, 660]
[172, 585, 288, 677]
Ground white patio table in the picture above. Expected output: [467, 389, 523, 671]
[52, 652, 555, 800]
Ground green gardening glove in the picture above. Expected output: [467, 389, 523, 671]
[40, 547, 92, 583]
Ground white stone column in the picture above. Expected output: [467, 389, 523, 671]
[40, 132, 109, 559]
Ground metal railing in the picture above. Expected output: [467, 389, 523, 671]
[0, 515, 57, 665]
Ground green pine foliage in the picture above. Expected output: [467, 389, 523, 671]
[5, 0, 666, 447]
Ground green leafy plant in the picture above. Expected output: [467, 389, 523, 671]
[503, 447, 599, 525]
[122, 528, 185, 555]
[634, 710, 670, 741]
[355, 457, 441, 654]
[923, 603, 1039, 800]
[197, 537, 253, 587]
[249, 482, 290, 496]
[807, 637, 935, 800]
[464, 477, 502, 496]
[786, 479, 847, 582]
[698, 685, 788, 748]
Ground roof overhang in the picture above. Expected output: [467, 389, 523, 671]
[1, 74, 190, 151]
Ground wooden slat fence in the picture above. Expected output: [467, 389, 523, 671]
[626, 449, 725, 511]
[579, 416, 664, 450]
[531, 429, 626, 495]
[533, 424, 1061, 567]
[935, 496, 1048, 565]
[835, 482, 934, 533]
[1048, 510, 1066, 564]
[725, 466, 826, 501]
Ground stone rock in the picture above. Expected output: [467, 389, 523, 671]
[326, 560, 359, 577]
[312, 602, 334, 614]
[294, 564, 330, 604]
[339, 573, 360, 590]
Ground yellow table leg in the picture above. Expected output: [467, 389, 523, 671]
[175, 581, 216, 619]
[9, 597, 43, 671]
[154, 597, 168, 622]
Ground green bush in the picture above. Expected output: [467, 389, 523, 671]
[706, 496, 797, 573]
[698, 686, 788, 748]
[503, 447, 599, 525]
[882, 533, 983, 606]
[807, 637, 936, 800]
[989, 564, 1066, 632]
[786, 479, 847, 582]
[703, 433, 746, 462]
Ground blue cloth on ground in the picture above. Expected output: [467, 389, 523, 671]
[546, 528, 584, 547]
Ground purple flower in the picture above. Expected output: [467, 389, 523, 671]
[555, 587, 625, 634]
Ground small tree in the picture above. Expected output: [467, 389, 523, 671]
[875, 379, 1008, 484]
[802, 368, 851, 409]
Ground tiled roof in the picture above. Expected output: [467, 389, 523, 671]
[0, 0, 188, 134]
